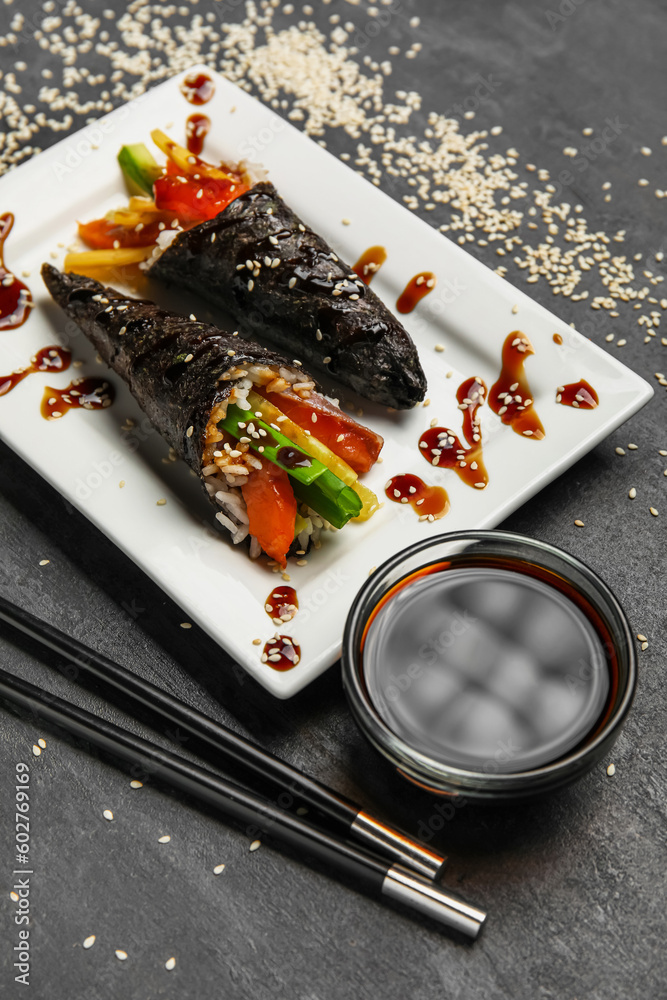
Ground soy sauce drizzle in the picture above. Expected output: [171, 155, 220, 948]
[41, 377, 114, 420]
[262, 634, 301, 671]
[489, 331, 545, 440]
[418, 376, 489, 489]
[276, 445, 312, 469]
[186, 113, 211, 155]
[0, 346, 71, 397]
[0, 214, 32, 331]
[396, 272, 436, 314]
[180, 72, 215, 106]
[264, 585, 298, 626]
[557, 379, 599, 409]
[385, 474, 450, 520]
[352, 246, 387, 285]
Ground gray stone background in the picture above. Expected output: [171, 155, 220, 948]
[0, 1, 665, 998]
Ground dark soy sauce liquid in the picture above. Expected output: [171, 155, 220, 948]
[363, 565, 611, 773]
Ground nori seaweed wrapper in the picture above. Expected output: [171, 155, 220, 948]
[41, 264, 305, 474]
[148, 182, 427, 409]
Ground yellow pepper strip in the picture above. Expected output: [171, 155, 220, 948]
[106, 209, 169, 227]
[351, 481, 382, 522]
[246, 390, 380, 519]
[127, 196, 160, 212]
[150, 129, 236, 182]
[64, 246, 154, 270]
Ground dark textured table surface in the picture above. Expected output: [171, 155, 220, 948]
[1, 1, 665, 998]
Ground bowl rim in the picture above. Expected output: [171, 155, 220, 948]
[341, 529, 637, 797]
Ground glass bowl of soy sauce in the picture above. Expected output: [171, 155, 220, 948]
[342, 531, 636, 801]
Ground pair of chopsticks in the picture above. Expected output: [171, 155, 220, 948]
[0, 595, 486, 938]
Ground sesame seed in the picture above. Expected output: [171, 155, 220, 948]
[32, 745, 41, 757]
[103, 810, 114, 821]
[119, 481, 125, 489]
[158, 835, 171, 844]
[637, 633, 647, 642]
[180, 622, 192, 629]
[434, 343, 445, 352]
[615, 447, 626, 456]
[186, 426, 194, 438]
[628, 487, 637, 499]
[156, 499, 167, 506]
[249, 839, 261, 852]
[606, 763, 616, 776]
[83, 936, 96, 950]
[288, 276, 297, 288]
[213, 863, 226, 875]
[39, 559, 50, 566]
[38, 738, 46, 749]
[165, 957, 176, 971]
[130, 781, 143, 789]
[627, 443, 638, 450]
[574, 519, 585, 527]
[649, 507, 659, 516]
[115, 950, 128, 961]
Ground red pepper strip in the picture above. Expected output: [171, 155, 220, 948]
[265, 389, 383, 474]
[240, 461, 297, 568]
[153, 174, 249, 224]
[77, 219, 166, 250]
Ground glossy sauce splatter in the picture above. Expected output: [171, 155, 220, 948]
[185, 113, 211, 155]
[556, 379, 599, 409]
[276, 445, 312, 469]
[489, 331, 545, 440]
[180, 72, 215, 105]
[262, 634, 301, 671]
[0, 214, 32, 331]
[396, 271, 436, 314]
[352, 246, 387, 285]
[41, 377, 114, 420]
[384, 474, 450, 519]
[553, 333, 563, 345]
[419, 377, 489, 489]
[0, 346, 70, 397]
[264, 586, 298, 626]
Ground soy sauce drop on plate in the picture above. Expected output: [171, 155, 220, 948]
[396, 272, 436, 314]
[385, 474, 450, 520]
[488, 331, 545, 440]
[180, 72, 215, 106]
[556, 380, 599, 409]
[418, 377, 489, 489]
[265, 586, 298, 625]
[186, 113, 211, 155]
[0, 346, 71, 397]
[0, 213, 33, 331]
[362, 562, 613, 773]
[262, 635, 301, 671]
[41, 377, 114, 420]
[352, 246, 387, 285]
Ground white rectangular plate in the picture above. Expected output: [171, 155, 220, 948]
[0, 66, 652, 697]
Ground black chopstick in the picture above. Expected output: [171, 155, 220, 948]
[0, 665, 485, 938]
[0, 595, 445, 880]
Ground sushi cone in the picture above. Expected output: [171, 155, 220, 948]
[41, 264, 382, 566]
[148, 182, 427, 409]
